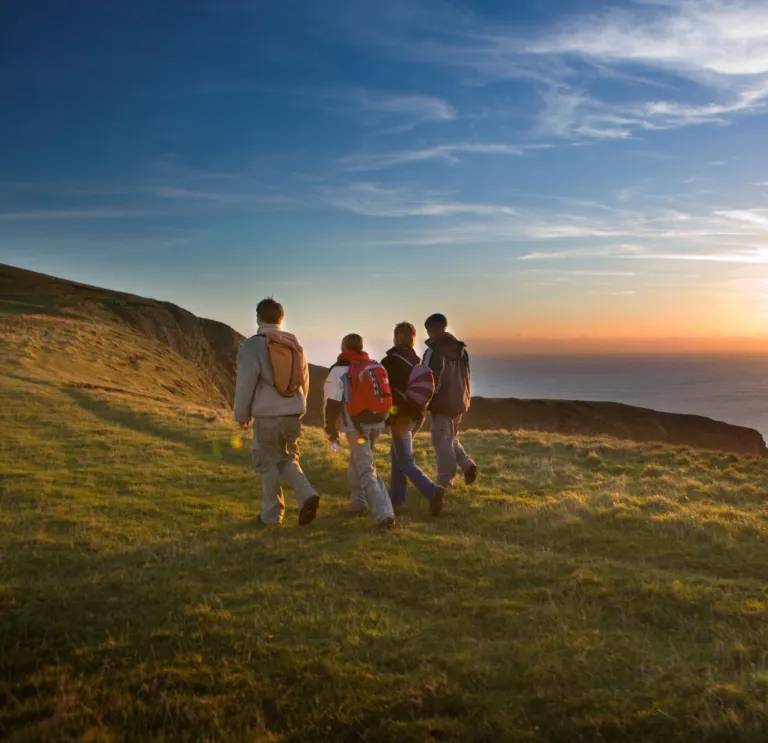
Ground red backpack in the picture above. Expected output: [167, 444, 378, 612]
[346, 358, 393, 426]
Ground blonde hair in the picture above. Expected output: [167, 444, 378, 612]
[394, 322, 416, 348]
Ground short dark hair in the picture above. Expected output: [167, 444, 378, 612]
[256, 298, 284, 325]
[425, 313, 448, 332]
[342, 333, 364, 353]
[394, 322, 416, 347]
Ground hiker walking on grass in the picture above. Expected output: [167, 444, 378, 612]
[424, 314, 477, 489]
[382, 322, 443, 516]
[233, 298, 320, 526]
[323, 334, 396, 528]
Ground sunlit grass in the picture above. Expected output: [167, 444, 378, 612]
[3, 369, 768, 741]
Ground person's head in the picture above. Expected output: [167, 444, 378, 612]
[393, 322, 416, 348]
[341, 333, 364, 354]
[424, 313, 448, 339]
[256, 297, 284, 326]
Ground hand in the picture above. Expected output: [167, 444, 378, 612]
[238, 421, 250, 431]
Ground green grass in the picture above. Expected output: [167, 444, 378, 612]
[3, 370, 768, 742]
[3, 274, 768, 741]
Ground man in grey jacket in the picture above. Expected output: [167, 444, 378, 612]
[233, 298, 319, 526]
[424, 313, 477, 489]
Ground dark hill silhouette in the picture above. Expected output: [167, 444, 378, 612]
[2, 262, 765, 457]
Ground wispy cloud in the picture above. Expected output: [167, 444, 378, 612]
[520, 244, 645, 261]
[151, 186, 297, 207]
[715, 209, 768, 229]
[353, 90, 455, 131]
[319, 182, 520, 217]
[527, 269, 637, 277]
[527, 1, 768, 78]
[209, 81, 457, 133]
[0, 208, 151, 221]
[640, 248, 768, 264]
[362, 0, 768, 139]
[520, 240, 768, 265]
[339, 142, 549, 171]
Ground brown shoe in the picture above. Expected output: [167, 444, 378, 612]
[298, 496, 320, 526]
[379, 517, 396, 529]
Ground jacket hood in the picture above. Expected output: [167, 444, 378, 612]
[336, 349, 369, 365]
[386, 346, 421, 365]
[425, 332, 466, 360]
[257, 327, 303, 352]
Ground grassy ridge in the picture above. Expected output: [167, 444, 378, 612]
[3, 369, 768, 741]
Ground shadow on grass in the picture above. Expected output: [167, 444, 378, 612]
[2, 508, 764, 742]
[1, 515, 442, 740]
[62, 387, 249, 468]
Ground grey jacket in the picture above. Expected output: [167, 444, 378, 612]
[233, 324, 309, 421]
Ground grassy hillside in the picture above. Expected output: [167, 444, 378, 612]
[4, 264, 768, 741]
[4, 263, 764, 457]
[0, 263, 246, 408]
[3, 372, 768, 742]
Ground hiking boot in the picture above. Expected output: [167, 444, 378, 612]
[430, 487, 444, 517]
[298, 495, 320, 526]
[379, 517, 396, 529]
[464, 464, 478, 486]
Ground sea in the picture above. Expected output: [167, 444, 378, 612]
[471, 355, 768, 444]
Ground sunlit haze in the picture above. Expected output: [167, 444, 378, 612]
[2, 0, 768, 364]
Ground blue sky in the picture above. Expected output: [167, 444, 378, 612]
[2, 0, 768, 362]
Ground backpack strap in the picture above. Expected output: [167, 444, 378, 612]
[352, 359, 377, 381]
[390, 352, 415, 368]
[424, 348, 446, 394]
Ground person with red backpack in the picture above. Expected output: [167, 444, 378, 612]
[323, 333, 396, 528]
[233, 298, 320, 526]
[423, 313, 478, 489]
[382, 322, 444, 516]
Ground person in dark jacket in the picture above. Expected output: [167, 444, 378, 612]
[423, 313, 477, 488]
[382, 323, 444, 516]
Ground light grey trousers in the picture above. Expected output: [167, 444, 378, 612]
[430, 413, 475, 487]
[251, 416, 317, 524]
[345, 430, 395, 525]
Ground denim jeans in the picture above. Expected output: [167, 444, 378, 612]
[389, 421, 438, 506]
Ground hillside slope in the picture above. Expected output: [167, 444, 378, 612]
[1, 262, 765, 456]
[1, 263, 328, 410]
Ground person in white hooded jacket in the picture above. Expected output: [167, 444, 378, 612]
[233, 298, 319, 526]
[323, 333, 395, 528]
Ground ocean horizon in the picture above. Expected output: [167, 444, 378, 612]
[471, 353, 768, 443]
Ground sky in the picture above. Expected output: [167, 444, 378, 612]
[2, 0, 768, 363]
